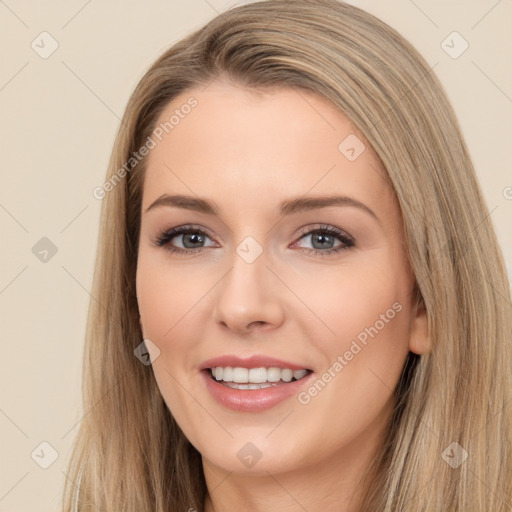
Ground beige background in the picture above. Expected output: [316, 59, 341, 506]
[0, 0, 510, 510]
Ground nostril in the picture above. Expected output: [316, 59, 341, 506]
[248, 321, 265, 329]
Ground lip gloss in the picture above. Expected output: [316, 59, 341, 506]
[201, 369, 314, 412]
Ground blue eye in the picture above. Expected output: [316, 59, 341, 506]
[153, 224, 355, 257]
[153, 225, 216, 256]
[294, 225, 355, 256]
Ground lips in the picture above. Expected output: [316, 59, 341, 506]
[200, 355, 312, 372]
[199, 354, 314, 412]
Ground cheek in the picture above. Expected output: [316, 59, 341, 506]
[332, 276, 407, 350]
[135, 254, 202, 406]
[136, 256, 201, 424]
[299, 257, 413, 411]
[302, 262, 411, 397]
[136, 253, 208, 342]
[287, 271, 411, 464]
[293, 252, 410, 355]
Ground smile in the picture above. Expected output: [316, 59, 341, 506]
[209, 366, 311, 389]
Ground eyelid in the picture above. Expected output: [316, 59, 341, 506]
[153, 224, 219, 247]
[295, 223, 355, 243]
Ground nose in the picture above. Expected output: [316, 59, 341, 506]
[213, 245, 285, 334]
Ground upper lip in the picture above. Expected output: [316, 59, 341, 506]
[200, 355, 312, 371]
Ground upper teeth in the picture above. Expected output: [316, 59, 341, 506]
[210, 366, 308, 383]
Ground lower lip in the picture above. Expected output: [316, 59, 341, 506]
[201, 370, 314, 412]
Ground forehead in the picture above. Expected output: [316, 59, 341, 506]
[141, 80, 395, 221]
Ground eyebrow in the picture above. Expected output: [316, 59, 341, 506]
[145, 193, 379, 221]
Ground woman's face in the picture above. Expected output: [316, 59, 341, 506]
[136, 80, 428, 477]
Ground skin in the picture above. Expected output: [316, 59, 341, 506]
[136, 79, 429, 512]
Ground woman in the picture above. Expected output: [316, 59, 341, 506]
[63, 1, 512, 510]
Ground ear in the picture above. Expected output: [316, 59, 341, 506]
[139, 315, 144, 336]
[408, 290, 430, 355]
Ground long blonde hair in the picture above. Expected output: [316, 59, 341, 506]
[62, 1, 512, 510]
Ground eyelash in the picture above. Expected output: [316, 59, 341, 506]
[153, 224, 355, 257]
